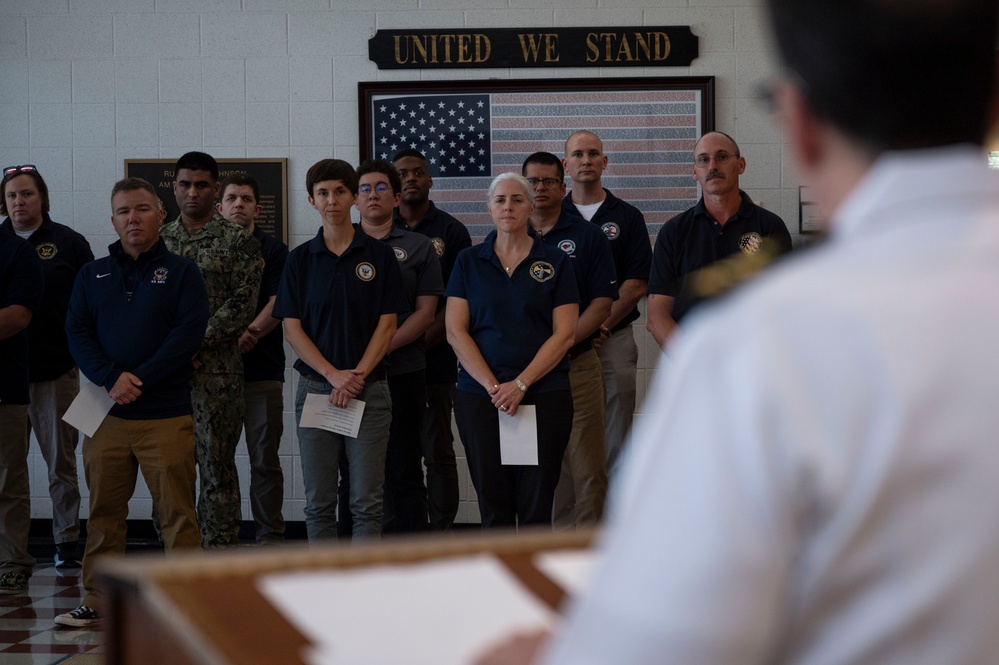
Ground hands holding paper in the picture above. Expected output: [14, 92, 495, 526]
[109, 371, 143, 405]
[489, 381, 525, 416]
[327, 367, 365, 408]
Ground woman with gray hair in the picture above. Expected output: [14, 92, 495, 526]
[445, 172, 579, 528]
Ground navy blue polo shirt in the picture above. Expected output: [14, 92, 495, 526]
[273, 225, 408, 378]
[562, 188, 652, 331]
[445, 230, 579, 397]
[66, 238, 209, 420]
[362, 225, 444, 376]
[648, 191, 793, 323]
[394, 200, 471, 384]
[536, 211, 618, 317]
[1, 214, 94, 382]
[243, 226, 288, 383]
[0, 232, 44, 405]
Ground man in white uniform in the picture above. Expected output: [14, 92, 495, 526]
[475, 0, 999, 663]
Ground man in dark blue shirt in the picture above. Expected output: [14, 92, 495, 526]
[561, 131, 653, 483]
[647, 132, 792, 349]
[524, 152, 618, 529]
[217, 173, 288, 546]
[57, 177, 208, 628]
[392, 149, 471, 531]
[0, 231, 44, 596]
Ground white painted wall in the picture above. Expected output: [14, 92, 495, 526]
[1, 0, 796, 528]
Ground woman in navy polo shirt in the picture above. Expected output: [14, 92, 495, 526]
[445, 172, 579, 528]
[273, 159, 407, 541]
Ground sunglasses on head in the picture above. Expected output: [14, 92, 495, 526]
[3, 164, 38, 176]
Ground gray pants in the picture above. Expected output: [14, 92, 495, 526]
[597, 327, 638, 483]
[28, 367, 82, 545]
[242, 380, 285, 544]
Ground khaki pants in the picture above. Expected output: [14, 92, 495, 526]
[82, 415, 200, 610]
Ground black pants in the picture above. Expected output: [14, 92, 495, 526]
[454, 389, 573, 528]
[422, 382, 459, 531]
[338, 370, 429, 536]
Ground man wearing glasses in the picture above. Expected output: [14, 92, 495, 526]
[522, 152, 617, 530]
[646, 131, 792, 350]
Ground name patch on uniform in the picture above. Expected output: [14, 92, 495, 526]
[356, 262, 376, 281]
[557, 239, 576, 255]
[530, 261, 555, 283]
[739, 232, 763, 255]
[393, 246, 408, 262]
[36, 242, 58, 260]
[600, 222, 620, 240]
[152, 267, 169, 283]
[431, 237, 445, 257]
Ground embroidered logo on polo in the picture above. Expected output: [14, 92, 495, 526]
[431, 237, 445, 257]
[356, 262, 376, 281]
[393, 247, 408, 262]
[530, 261, 555, 283]
[151, 267, 169, 283]
[557, 239, 576, 255]
[600, 222, 621, 240]
[36, 242, 58, 260]
[739, 232, 763, 255]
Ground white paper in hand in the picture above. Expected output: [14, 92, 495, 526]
[299, 393, 366, 438]
[499, 404, 538, 465]
[62, 379, 114, 438]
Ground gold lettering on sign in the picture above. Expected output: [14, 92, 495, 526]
[394, 34, 491, 65]
[518, 33, 560, 63]
[584, 31, 672, 63]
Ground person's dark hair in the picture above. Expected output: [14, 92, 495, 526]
[522, 151, 565, 180]
[175, 151, 219, 182]
[0, 168, 50, 216]
[110, 177, 160, 205]
[306, 159, 358, 197]
[766, 0, 998, 150]
[391, 149, 427, 164]
[220, 172, 260, 203]
[356, 159, 402, 195]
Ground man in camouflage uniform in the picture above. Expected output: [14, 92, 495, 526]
[160, 151, 262, 548]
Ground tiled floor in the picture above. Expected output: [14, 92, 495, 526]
[0, 565, 103, 665]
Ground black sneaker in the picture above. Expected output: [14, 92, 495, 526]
[54, 542, 82, 571]
[55, 604, 101, 628]
[0, 571, 28, 595]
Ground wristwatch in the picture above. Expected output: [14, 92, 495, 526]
[514, 378, 528, 393]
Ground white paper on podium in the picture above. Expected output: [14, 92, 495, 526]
[299, 393, 365, 438]
[533, 549, 597, 596]
[61, 379, 114, 438]
[258, 554, 554, 665]
[499, 404, 538, 465]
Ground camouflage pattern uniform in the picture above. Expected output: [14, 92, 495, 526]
[161, 212, 262, 548]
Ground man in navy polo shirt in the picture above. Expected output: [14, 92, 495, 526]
[523, 152, 617, 530]
[0, 231, 43, 596]
[354, 159, 443, 534]
[561, 131, 652, 483]
[58, 177, 207, 628]
[217, 173, 288, 545]
[646, 131, 792, 349]
[1, 165, 93, 570]
[392, 149, 471, 532]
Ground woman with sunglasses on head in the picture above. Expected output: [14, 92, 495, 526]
[445, 172, 579, 529]
[0, 165, 93, 574]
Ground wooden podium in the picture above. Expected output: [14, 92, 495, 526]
[97, 529, 593, 665]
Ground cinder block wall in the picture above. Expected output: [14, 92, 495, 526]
[1, 0, 793, 528]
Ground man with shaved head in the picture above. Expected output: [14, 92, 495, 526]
[646, 130, 792, 349]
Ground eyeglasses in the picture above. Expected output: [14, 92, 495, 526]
[3, 164, 38, 176]
[526, 178, 562, 189]
[358, 183, 391, 195]
[694, 153, 739, 169]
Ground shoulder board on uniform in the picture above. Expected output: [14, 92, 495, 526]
[687, 238, 784, 299]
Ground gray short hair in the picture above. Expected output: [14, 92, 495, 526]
[487, 172, 535, 204]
